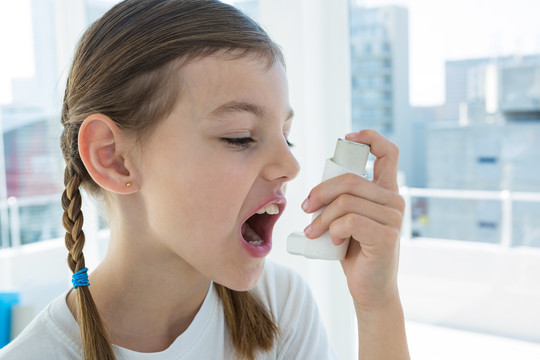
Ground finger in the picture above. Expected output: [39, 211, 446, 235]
[304, 194, 403, 239]
[303, 173, 405, 214]
[328, 213, 401, 251]
[345, 129, 399, 192]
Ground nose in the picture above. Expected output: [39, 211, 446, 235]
[262, 139, 300, 183]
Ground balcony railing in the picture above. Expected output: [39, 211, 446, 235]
[401, 187, 540, 248]
[1, 188, 540, 249]
[0, 193, 64, 248]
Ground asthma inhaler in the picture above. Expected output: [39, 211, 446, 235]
[287, 138, 370, 260]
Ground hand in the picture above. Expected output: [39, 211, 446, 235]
[301, 129, 405, 312]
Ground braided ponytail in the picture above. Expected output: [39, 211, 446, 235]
[60, 1, 285, 358]
[61, 165, 116, 360]
[60, 165, 281, 360]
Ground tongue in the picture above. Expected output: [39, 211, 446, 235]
[243, 222, 264, 245]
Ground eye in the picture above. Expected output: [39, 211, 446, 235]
[221, 137, 256, 149]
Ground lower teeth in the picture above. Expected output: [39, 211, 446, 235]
[244, 223, 264, 246]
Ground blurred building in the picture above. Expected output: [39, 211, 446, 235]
[350, 5, 409, 134]
[0, 0, 113, 246]
[442, 55, 540, 123]
[1, 110, 63, 198]
[350, 5, 412, 183]
[418, 55, 540, 246]
[0, 110, 65, 246]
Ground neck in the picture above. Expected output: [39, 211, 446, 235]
[69, 226, 211, 352]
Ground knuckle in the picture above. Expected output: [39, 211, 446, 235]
[388, 208, 403, 227]
[329, 214, 357, 239]
[394, 194, 406, 213]
[391, 142, 400, 157]
[342, 172, 360, 184]
[308, 188, 321, 206]
[380, 226, 400, 245]
[328, 224, 341, 239]
[316, 209, 329, 228]
[341, 173, 363, 192]
[393, 228, 402, 241]
[328, 214, 349, 237]
[335, 193, 351, 208]
[343, 213, 359, 229]
[360, 129, 376, 138]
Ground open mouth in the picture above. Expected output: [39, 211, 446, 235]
[242, 213, 273, 246]
[240, 202, 283, 253]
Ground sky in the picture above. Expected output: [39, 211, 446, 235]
[359, 0, 540, 105]
[0, 0, 34, 104]
[2, 0, 540, 106]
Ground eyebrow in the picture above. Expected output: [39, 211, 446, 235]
[208, 101, 294, 122]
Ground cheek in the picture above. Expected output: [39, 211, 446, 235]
[179, 161, 254, 228]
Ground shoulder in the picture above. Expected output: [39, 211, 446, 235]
[253, 260, 338, 360]
[0, 291, 82, 360]
[255, 259, 305, 293]
[253, 260, 312, 318]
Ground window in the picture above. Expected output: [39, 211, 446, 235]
[351, 0, 540, 356]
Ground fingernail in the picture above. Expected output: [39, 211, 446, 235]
[304, 225, 313, 236]
[301, 197, 309, 211]
[345, 132, 357, 139]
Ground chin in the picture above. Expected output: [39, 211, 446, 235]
[217, 260, 265, 291]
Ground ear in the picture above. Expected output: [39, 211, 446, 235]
[78, 114, 138, 194]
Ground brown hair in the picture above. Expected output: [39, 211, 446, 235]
[60, 1, 282, 359]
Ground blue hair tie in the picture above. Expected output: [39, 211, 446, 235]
[72, 267, 90, 289]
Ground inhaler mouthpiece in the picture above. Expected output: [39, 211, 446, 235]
[287, 138, 370, 260]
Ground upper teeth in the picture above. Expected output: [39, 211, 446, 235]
[256, 203, 279, 215]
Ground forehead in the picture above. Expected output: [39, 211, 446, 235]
[176, 54, 290, 121]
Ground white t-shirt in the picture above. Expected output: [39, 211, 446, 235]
[0, 261, 338, 359]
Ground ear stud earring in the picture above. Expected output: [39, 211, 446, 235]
[126, 182, 131, 188]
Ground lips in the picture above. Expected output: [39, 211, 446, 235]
[239, 196, 286, 257]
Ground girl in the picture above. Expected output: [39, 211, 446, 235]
[0, 0, 410, 359]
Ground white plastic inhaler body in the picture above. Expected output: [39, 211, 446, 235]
[287, 138, 370, 260]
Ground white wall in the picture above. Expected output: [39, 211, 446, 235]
[258, 0, 358, 359]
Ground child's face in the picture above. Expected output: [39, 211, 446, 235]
[135, 54, 299, 290]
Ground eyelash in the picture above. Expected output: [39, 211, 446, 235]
[222, 137, 295, 149]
